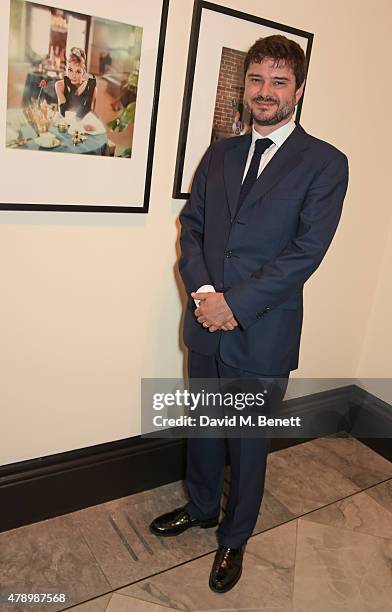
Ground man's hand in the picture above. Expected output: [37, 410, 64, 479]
[220, 316, 239, 332]
[191, 292, 238, 332]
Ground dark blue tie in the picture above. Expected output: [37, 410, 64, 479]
[237, 137, 273, 213]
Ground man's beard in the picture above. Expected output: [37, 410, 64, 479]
[250, 96, 296, 126]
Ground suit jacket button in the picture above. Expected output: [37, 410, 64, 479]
[225, 250, 232, 258]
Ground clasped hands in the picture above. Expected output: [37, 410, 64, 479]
[191, 291, 239, 333]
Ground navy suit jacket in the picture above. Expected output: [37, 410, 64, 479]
[179, 124, 349, 375]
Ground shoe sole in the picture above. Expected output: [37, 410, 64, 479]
[209, 566, 242, 593]
[149, 519, 219, 537]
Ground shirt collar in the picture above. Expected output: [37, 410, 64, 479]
[251, 116, 296, 149]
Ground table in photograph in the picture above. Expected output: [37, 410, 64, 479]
[7, 109, 108, 156]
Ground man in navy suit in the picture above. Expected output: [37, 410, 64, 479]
[150, 35, 349, 592]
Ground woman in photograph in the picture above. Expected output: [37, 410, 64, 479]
[55, 47, 97, 119]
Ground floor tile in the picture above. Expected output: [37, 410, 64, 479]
[292, 518, 392, 611]
[296, 435, 392, 488]
[0, 515, 110, 612]
[301, 487, 392, 539]
[264, 439, 362, 515]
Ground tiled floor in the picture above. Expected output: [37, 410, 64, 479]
[1, 435, 391, 611]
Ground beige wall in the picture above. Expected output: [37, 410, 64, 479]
[358, 216, 392, 378]
[1, 0, 391, 466]
[356, 214, 392, 403]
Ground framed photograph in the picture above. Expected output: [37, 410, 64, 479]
[173, 0, 313, 198]
[1, 0, 168, 213]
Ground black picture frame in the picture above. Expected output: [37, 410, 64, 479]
[1, 0, 169, 213]
[173, 0, 313, 199]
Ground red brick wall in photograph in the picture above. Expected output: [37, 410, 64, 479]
[212, 47, 246, 138]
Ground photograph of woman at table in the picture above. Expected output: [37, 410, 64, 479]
[55, 47, 97, 119]
[6, 0, 143, 158]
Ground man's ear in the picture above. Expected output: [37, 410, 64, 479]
[295, 80, 306, 104]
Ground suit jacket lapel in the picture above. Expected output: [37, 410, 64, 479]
[223, 133, 251, 220]
[237, 125, 310, 216]
[223, 125, 311, 221]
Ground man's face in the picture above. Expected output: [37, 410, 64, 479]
[243, 58, 304, 128]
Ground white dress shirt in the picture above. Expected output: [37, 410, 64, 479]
[243, 117, 296, 180]
[194, 117, 296, 305]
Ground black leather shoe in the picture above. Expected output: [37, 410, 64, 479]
[149, 505, 219, 537]
[209, 544, 245, 593]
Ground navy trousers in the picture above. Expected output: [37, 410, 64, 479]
[184, 349, 289, 548]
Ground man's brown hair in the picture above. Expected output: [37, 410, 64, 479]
[244, 35, 307, 90]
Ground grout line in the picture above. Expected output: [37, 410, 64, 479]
[103, 592, 111, 612]
[65, 516, 112, 592]
[63, 590, 178, 612]
[290, 519, 299, 612]
[109, 592, 178, 611]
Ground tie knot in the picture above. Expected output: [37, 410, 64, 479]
[254, 137, 273, 155]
